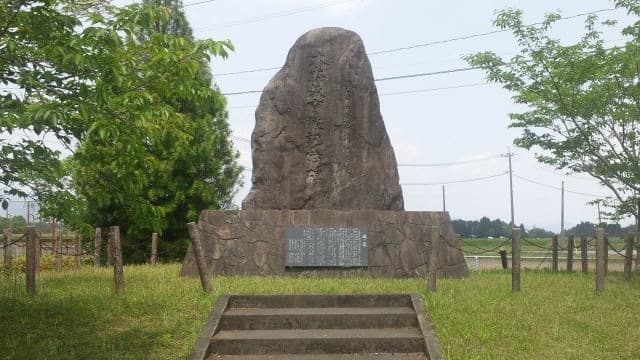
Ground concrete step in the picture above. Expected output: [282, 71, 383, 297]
[227, 294, 413, 309]
[208, 353, 428, 359]
[211, 328, 425, 355]
[221, 306, 417, 330]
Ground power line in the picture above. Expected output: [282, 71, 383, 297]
[401, 171, 509, 186]
[225, 80, 494, 104]
[220, 40, 623, 95]
[380, 82, 491, 96]
[231, 135, 250, 143]
[367, 8, 616, 56]
[223, 89, 264, 96]
[193, 0, 359, 30]
[211, 7, 618, 77]
[183, 0, 219, 7]
[221, 71, 484, 96]
[398, 154, 503, 168]
[216, 66, 281, 77]
[374, 66, 480, 82]
[513, 174, 607, 198]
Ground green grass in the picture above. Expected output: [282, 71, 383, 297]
[1, 264, 639, 359]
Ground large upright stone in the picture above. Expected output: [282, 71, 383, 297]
[242, 27, 404, 210]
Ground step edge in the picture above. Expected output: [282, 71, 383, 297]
[410, 293, 445, 360]
[190, 295, 231, 360]
[213, 328, 424, 340]
[227, 294, 413, 308]
[222, 307, 416, 316]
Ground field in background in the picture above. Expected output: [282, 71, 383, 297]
[1, 264, 639, 359]
[461, 237, 631, 271]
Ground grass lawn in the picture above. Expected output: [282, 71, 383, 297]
[1, 264, 639, 359]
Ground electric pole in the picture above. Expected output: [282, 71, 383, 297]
[508, 151, 515, 227]
[442, 185, 446, 212]
[561, 180, 565, 239]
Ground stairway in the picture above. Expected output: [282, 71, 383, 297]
[192, 294, 443, 360]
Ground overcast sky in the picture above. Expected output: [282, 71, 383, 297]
[7, 0, 638, 231]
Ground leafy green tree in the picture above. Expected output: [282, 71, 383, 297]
[0, 0, 82, 200]
[466, 1, 640, 242]
[69, 4, 239, 261]
[0, 215, 26, 233]
[2, 1, 240, 261]
[126, 0, 241, 260]
[527, 227, 555, 238]
[478, 216, 492, 238]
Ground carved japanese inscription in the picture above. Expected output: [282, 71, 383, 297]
[285, 226, 368, 267]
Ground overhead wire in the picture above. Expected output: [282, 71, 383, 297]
[224, 81, 494, 104]
[211, 7, 619, 77]
[221, 70, 488, 95]
[513, 174, 607, 198]
[401, 171, 509, 186]
[183, 0, 219, 7]
[380, 82, 491, 96]
[398, 154, 503, 167]
[192, 0, 360, 30]
[367, 8, 616, 55]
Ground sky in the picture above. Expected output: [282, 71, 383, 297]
[6, 0, 638, 231]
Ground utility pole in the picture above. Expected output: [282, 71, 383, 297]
[508, 151, 515, 227]
[26, 200, 30, 225]
[597, 200, 602, 225]
[442, 185, 446, 212]
[561, 180, 565, 239]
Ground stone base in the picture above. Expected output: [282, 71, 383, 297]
[180, 210, 469, 278]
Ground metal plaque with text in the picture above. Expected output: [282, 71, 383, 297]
[285, 226, 368, 267]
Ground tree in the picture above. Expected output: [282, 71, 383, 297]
[466, 1, 640, 242]
[528, 227, 555, 238]
[478, 216, 492, 238]
[0, 215, 26, 233]
[0, 0, 84, 201]
[123, 0, 242, 260]
[69, 4, 239, 261]
[2, 1, 240, 261]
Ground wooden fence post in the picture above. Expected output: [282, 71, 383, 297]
[51, 220, 57, 256]
[55, 230, 63, 272]
[580, 236, 588, 273]
[74, 233, 81, 268]
[566, 235, 574, 272]
[110, 226, 125, 295]
[26, 226, 38, 295]
[427, 225, 440, 293]
[94, 227, 102, 267]
[551, 235, 559, 272]
[604, 235, 609, 277]
[3, 228, 12, 270]
[595, 228, 606, 293]
[107, 228, 113, 266]
[150, 232, 158, 265]
[512, 228, 521, 292]
[187, 222, 212, 293]
[624, 232, 634, 281]
[35, 230, 41, 271]
[499, 247, 508, 269]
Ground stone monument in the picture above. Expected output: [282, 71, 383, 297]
[181, 27, 468, 278]
[242, 27, 404, 211]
